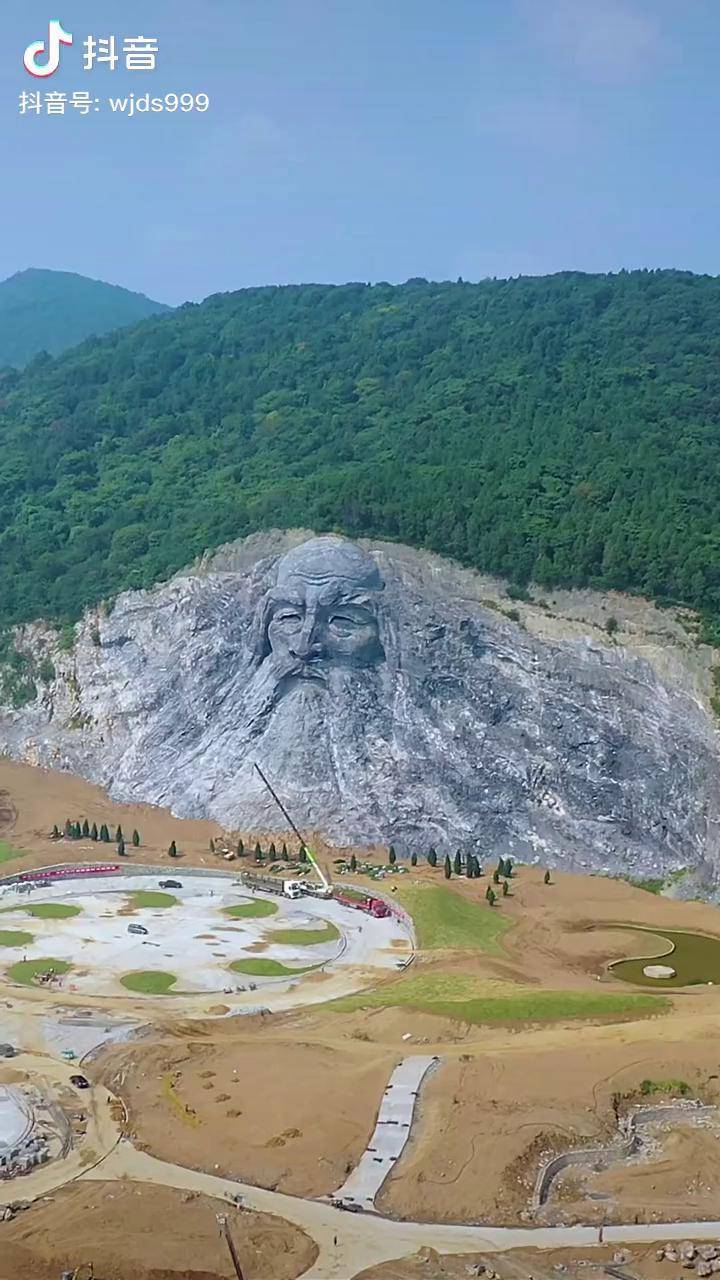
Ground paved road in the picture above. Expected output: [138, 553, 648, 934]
[3, 1065, 720, 1279]
[82, 1143, 720, 1279]
[333, 1054, 438, 1208]
[0, 1053, 120, 1200]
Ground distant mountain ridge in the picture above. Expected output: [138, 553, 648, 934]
[0, 268, 170, 367]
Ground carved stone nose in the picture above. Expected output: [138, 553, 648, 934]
[290, 614, 321, 659]
[290, 639, 321, 660]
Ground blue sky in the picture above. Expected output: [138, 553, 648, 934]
[2, 0, 717, 303]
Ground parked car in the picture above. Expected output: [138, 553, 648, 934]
[159, 880, 182, 889]
[0, 1044, 15, 1058]
[127, 923, 149, 935]
[70, 1074, 90, 1089]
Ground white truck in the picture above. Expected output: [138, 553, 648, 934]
[241, 872, 304, 899]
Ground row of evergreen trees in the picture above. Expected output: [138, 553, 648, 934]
[52, 818, 140, 847]
[210, 837, 308, 862]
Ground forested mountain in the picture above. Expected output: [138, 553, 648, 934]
[0, 269, 719, 632]
[0, 268, 169, 367]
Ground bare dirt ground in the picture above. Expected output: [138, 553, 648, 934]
[98, 1036, 398, 1197]
[0, 1179, 317, 1280]
[356, 1241, 683, 1280]
[378, 1039, 720, 1225]
[0, 756, 349, 878]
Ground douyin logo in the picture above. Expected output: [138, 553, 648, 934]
[23, 20, 73, 78]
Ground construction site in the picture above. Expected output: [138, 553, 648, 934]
[3, 757, 720, 1278]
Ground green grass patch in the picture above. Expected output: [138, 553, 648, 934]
[120, 970, 178, 994]
[0, 929, 34, 947]
[639, 1077, 692, 1097]
[395, 884, 511, 952]
[128, 891, 178, 909]
[224, 899, 278, 919]
[329, 972, 666, 1026]
[269, 921, 340, 947]
[616, 875, 665, 895]
[7, 957, 71, 985]
[229, 958, 319, 977]
[0, 841, 25, 865]
[24, 902, 82, 919]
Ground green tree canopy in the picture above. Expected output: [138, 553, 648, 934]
[0, 272, 719, 630]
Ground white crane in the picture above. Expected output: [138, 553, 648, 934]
[253, 763, 332, 898]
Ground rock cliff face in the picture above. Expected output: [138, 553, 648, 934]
[1, 531, 719, 880]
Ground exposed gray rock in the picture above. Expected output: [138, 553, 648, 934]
[1, 532, 720, 875]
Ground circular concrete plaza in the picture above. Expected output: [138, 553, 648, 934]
[0, 872, 410, 998]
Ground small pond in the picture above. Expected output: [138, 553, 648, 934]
[608, 925, 720, 988]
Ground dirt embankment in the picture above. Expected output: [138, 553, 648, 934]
[0, 1180, 317, 1280]
[378, 1040, 720, 1226]
[356, 1241, 686, 1280]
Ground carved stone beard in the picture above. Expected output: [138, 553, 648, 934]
[206, 658, 394, 832]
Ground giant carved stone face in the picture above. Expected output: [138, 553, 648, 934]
[256, 536, 385, 679]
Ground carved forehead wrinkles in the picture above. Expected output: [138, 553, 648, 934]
[268, 583, 378, 611]
[274, 536, 383, 594]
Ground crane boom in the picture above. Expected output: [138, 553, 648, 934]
[253, 763, 331, 893]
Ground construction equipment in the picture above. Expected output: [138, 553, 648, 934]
[241, 870, 304, 899]
[334, 890, 391, 918]
[253, 763, 333, 898]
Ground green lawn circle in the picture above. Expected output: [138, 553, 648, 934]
[229, 958, 319, 977]
[268, 922, 340, 947]
[8, 957, 71, 985]
[127, 892, 178, 909]
[120, 970, 178, 994]
[25, 902, 82, 919]
[224, 899, 278, 919]
[0, 929, 34, 948]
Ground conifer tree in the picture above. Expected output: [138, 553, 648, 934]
[454, 850, 462, 876]
[299, 845, 307, 862]
[90, 822, 98, 841]
[444, 854, 452, 879]
[209, 838, 215, 854]
[427, 848, 437, 868]
[168, 840, 177, 858]
[52, 823, 60, 839]
[281, 842, 288, 859]
[487, 887, 496, 907]
[389, 845, 396, 864]
[117, 837, 126, 856]
[493, 869, 500, 884]
[269, 842, 277, 860]
[81, 818, 90, 838]
[132, 829, 140, 847]
[410, 852, 418, 866]
[73, 822, 81, 839]
[236, 839, 244, 857]
[502, 879, 509, 896]
[254, 842, 263, 861]
[100, 823, 109, 842]
[350, 853, 357, 871]
[115, 825, 123, 842]
[544, 870, 551, 885]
